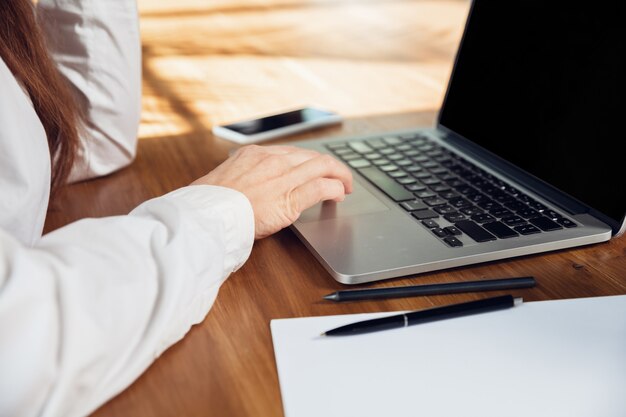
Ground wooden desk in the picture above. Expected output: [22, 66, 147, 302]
[44, 1, 626, 416]
[45, 110, 626, 417]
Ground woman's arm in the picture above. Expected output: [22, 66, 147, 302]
[0, 185, 254, 417]
[0, 137, 352, 417]
[36, 0, 141, 181]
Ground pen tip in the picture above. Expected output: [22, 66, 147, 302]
[323, 293, 339, 301]
[320, 332, 326, 337]
[514, 297, 524, 306]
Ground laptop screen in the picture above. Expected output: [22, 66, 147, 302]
[439, 1, 625, 229]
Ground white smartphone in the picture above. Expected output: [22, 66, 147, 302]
[212, 107, 342, 144]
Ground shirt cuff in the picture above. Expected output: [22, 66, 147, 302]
[142, 185, 255, 274]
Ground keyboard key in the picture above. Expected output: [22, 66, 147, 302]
[544, 209, 563, 220]
[431, 184, 451, 193]
[348, 142, 374, 154]
[407, 136, 427, 145]
[348, 159, 371, 169]
[340, 153, 361, 161]
[440, 190, 460, 199]
[444, 213, 466, 223]
[413, 172, 432, 179]
[401, 200, 429, 211]
[431, 227, 448, 237]
[415, 190, 436, 199]
[333, 147, 352, 155]
[460, 206, 484, 216]
[429, 167, 448, 175]
[456, 185, 478, 195]
[483, 221, 519, 239]
[434, 156, 452, 164]
[383, 136, 403, 145]
[396, 177, 416, 185]
[421, 219, 439, 228]
[372, 159, 388, 165]
[405, 165, 423, 172]
[438, 173, 457, 181]
[557, 218, 577, 228]
[405, 183, 426, 192]
[495, 195, 515, 205]
[425, 149, 444, 158]
[420, 161, 439, 169]
[502, 215, 527, 227]
[517, 194, 534, 204]
[529, 216, 562, 231]
[528, 201, 548, 212]
[379, 164, 398, 172]
[446, 178, 465, 187]
[435, 205, 458, 215]
[471, 213, 496, 223]
[421, 178, 441, 186]
[423, 197, 447, 207]
[443, 236, 463, 247]
[502, 185, 520, 196]
[443, 226, 462, 236]
[365, 138, 387, 149]
[505, 201, 528, 211]
[327, 143, 347, 150]
[388, 171, 408, 178]
[357, 166, 414, 202]
[448, 197, 472, 209]
[363, 152, 382, 160]
[455, 220, 497, 242]
[489, 207, 513, 218]
[468, 193, 490, 204]
[517, 208, 539, 219]
[411, 153, 430, 161]
[514, 224, 541, 235]
[412, 209, 439, 220]
[477, 200, 500, 210]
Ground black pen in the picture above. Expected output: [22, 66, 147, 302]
[321, 294, 522, 336]
[323, 276, 535, 302]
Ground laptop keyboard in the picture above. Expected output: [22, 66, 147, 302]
[326, 133, 578, 247]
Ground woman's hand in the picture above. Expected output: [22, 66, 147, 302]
[192, 145, 353, 239]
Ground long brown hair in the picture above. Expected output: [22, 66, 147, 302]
[0, 0, 80, 193]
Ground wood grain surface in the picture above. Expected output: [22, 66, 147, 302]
[43, 1, 626, 416]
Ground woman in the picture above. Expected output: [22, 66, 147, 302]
[0, 1, 352, 416]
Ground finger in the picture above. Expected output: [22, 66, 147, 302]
[264, 145, 312, 154]
[236, 144, 312, 156]
[233, 145, 320, 168]
[288, 155, 353, 194]
[291, 178, 347, 214]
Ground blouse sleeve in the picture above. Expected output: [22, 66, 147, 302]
[0, 185, 255, 417]
[36, 0, 142, 182]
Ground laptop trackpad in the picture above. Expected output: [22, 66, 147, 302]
[298, 182, 389, 223]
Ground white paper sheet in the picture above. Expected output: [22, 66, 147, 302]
[271, 295, 626, 417]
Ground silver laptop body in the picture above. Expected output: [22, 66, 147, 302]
[290, 1, 626, 284]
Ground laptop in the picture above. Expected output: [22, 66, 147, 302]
[290, 0, 626, 285]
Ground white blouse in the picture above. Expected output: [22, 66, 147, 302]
[0, 1, 255, 417]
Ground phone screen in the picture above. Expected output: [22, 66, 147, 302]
[222, 108, 335, 135]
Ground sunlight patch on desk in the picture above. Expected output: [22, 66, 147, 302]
[145, 55, 453, 130]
